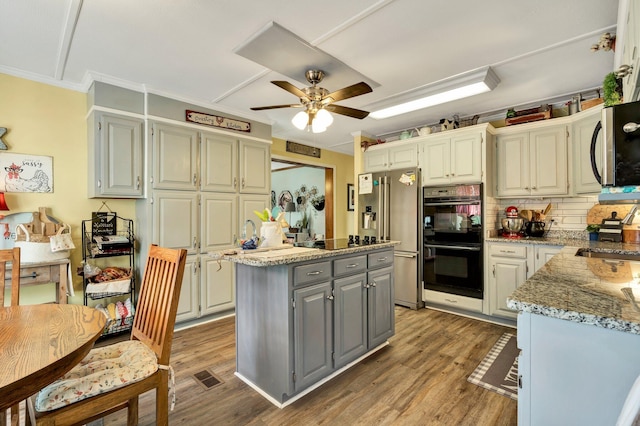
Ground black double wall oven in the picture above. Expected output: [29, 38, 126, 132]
[423, 184, 483, 299]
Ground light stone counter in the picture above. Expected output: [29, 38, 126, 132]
[209, 241, 399, 267]
[507, 245, 640, 334]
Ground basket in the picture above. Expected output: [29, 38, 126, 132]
[15, 223, 71, 262]
[85, 267, 132, 296]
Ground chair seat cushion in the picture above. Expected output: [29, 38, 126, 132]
[35, 340, 158, 412]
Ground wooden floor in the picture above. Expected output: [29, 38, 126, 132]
[94, 307, 517, 425]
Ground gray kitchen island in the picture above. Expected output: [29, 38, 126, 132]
[211, 241, 397, 407]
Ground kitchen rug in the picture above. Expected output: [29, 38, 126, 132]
[467, 333, 518, 400]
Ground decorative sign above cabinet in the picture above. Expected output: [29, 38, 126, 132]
[185, 110, 251, 133]
[286, 140, 321, 158]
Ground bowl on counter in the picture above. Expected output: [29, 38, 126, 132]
[501, 218, 524, 233]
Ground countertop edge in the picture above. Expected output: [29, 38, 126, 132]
[209, 241, 400, 266]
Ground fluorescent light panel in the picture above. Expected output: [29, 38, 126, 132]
[369, 66, 500, 119]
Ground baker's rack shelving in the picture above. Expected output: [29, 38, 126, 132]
[81, 211, 135, 336]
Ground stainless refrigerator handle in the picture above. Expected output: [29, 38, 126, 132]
[384, 177, 390, 240]
[377, 178, 384, 241]
[394, 252, 417, 258]
[423, 201, 480, 207]
[424, 244, 481, 252]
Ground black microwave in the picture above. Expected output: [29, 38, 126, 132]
[591, 100, 640, 187]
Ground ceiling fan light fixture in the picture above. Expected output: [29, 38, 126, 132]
[314, 108, 333, 128]
[292, 110, 309, 130]
[311, 120, 327, 133]
[369, 66, 500, 119]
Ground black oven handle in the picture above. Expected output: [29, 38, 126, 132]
[423, 201, 480, 207]
[424, 244, 481, 252]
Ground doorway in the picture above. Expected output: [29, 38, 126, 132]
[271, 158, 334, 240]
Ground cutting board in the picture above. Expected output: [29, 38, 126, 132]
[586, 204, 634, 225]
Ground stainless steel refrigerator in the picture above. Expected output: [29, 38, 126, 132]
[358, 168, 423, 309]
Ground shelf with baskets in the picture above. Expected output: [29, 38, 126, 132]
[81, 214, 135, 337]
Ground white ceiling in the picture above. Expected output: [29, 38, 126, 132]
[0, 0, 620, 155]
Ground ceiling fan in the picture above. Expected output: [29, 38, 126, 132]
[251, 70, 372, 132]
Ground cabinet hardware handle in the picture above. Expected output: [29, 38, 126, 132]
[451, 173, 455, 176]
[193, 262, 197, 274]
[377, 257, 388, 262]
[445, 174, 449, 177]
[306, 271, 322, 276]
[19, 272, 38, 279]
[97, 180, 101, 188]
[193, 237, 197, 248]
[326, 294, 334, 300]
[531, 186, 537, 190]
[363, 283, 370, 288]
[518, 375, 523, 389]
[492, 265, 496, 277]
[136, 176, 140, 189]
[346, 264, 359, 268]
[444, 298, 458, 303]
[241, 178, 245, 188]
[499, 250, 515, 254]
[233, 177, 237, 188]
[370, 282, 377, 287]
[524, 187, 529, 190]
[193, 173, 197, 185]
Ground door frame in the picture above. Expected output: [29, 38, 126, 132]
[271, 155, 335, 239]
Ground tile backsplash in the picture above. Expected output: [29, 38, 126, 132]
[486, 195, 599, 237]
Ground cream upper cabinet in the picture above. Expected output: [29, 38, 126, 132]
[238, 140, 270, 194]
[496, 124, 568, 197]
[420, 131, 483, 186]
[88, 111, 144, 198]
[200, 132, 238, 192]
[571, 107, 603, 194]
[620, 0, 640, 102]
[151, 122, 199, 191]
[363, 142, 418, 172]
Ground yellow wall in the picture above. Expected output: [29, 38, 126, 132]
[0, 73, 136, 304]
[271, 138, 354, 238]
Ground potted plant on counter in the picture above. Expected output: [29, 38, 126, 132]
[586, 224, 600, 241]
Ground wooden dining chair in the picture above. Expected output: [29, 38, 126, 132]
[0, 247, 21, 426]
[28, 245, 187, 426]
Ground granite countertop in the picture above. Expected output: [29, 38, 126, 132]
[209, 241, 399, 267]
[507, 245, 640, 334]
[486, 235, 640, 251]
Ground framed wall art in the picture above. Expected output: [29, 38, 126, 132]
[347, 183, 355, 211]
[0, 152, 53, 193]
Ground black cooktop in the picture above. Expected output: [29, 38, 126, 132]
[294, 238, 383, 250]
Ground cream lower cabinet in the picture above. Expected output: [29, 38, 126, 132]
[420, 131, 483, 186]
[496, 124, 568, 197]
[488, 242, 562, 319]
[488, 243, 530, 319]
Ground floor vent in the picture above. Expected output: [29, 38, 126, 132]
[194, 369, 223, 390]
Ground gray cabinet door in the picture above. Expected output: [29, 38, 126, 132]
[367, 266, 395, 348]
[294, 281, 333, 391]
[334, 273, 367, 369]
[90, 112, 143, 198]
[152, 122, 198, 190]
[200, 132, 237, 193]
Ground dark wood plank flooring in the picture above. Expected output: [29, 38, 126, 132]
[97, 307, 517, 425]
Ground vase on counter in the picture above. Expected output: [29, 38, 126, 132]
[589, 232, 599, 241]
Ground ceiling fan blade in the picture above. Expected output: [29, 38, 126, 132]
[325, 104, 370, 119]
[322, 82, 372, 105]
[272, 81, 308, 100]
[250, 104, 303, 111]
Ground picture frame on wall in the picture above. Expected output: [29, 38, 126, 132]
[347, 184, 355, 211]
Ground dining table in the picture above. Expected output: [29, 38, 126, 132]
[0, 304, 107, 411]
